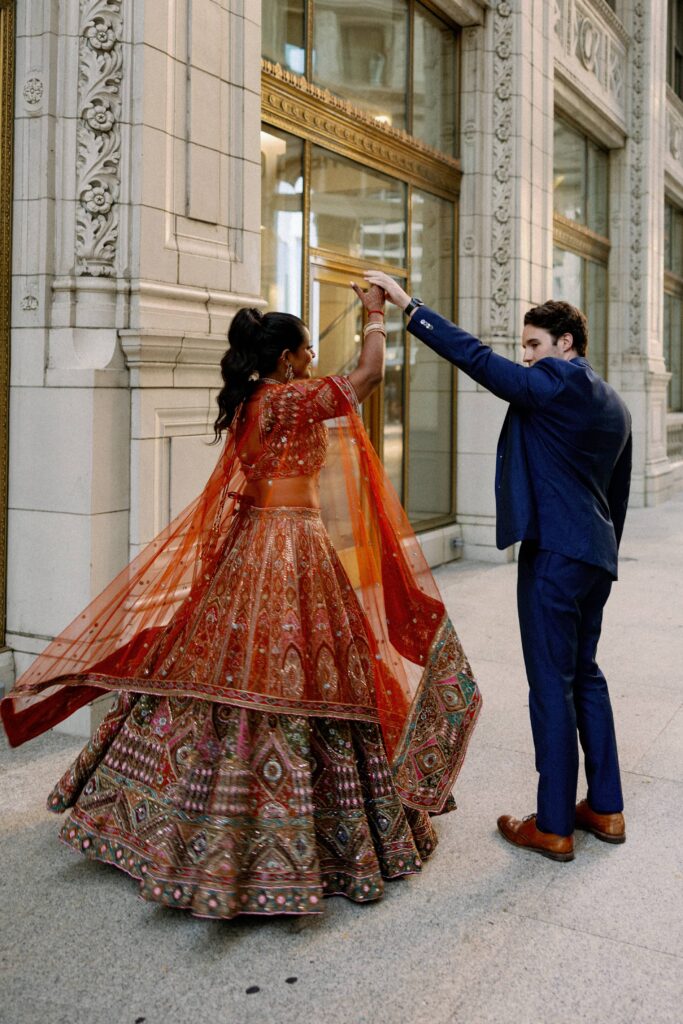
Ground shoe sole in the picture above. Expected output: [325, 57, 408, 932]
[575, 824, 626, 844]
[498, 827, 575, 862]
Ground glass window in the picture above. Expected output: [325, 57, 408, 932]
[412, 6, 458, 155]
[262, 0, 306, 74]
[554, 119, 609, 235]
[261, 129, 304, 315]
[664, 200, 683, 412]
[665, 200, 683, 277]
[261, 2, 460, 530]
[554, 120, 585, 224]
[552, 247, 582, 305]
[553, 248, 608, 377]
[408, 191, 454, 523]
[312, 0, 409, 130]
[382, 307, 408, 500]
[665, 293, 683, 411]
[585, 260, 608, 379]
[310, 146, 407, 267]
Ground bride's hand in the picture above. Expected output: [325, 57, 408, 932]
[350, 281, 386, 313]
[362, 271, 411, 310]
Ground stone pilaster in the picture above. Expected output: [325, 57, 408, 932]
[456, 0, 555, 560]
[616, 0, 671, 506]
[8, 1, 131, 740]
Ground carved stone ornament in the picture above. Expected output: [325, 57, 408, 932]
[22, 77, 43, 106]
[628, 1, 645, 354]
[490, 0, 514, 337]
[75, 0, 123, 277]
[555, 0, 627, 111]
[20, 295, 38, 311]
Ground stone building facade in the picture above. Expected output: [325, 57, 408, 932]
[1, 0, 682, 734]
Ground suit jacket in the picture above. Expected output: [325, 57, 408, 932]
[408, 307, 632, 579]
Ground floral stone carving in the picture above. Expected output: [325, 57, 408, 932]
[76, 0, 123, 277]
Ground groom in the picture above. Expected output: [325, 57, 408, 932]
[365, 271, 631, 863]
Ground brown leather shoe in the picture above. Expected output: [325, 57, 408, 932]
[497, 814, 574, 862]
[575, 799, 625, 844]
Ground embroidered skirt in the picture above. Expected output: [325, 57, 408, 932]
[48, 692, 439, 918]
[46, 505, 444, 918]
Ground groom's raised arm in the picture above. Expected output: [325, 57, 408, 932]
[407, 306, 561, 410]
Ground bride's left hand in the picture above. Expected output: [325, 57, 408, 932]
[350, 281, 386, 313]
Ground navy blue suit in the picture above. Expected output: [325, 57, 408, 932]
[408, 307, 632, 835]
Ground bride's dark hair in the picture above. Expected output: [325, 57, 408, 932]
[213, 307, 307, 439]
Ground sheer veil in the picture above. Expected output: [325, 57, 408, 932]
[2, 379, 480, 812]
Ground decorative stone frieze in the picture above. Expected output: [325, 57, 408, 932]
[75, 0, 123, 277]
[490, 0, 514, 337]
[628, 0, 645, 354]
[554, 0, 628, 123]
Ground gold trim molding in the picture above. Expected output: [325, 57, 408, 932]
[553, 212, 611, 263]
[0, 1, 14, 646]
[261, 60, 461, 200]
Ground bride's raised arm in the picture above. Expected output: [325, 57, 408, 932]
[347, 281, 387, 403]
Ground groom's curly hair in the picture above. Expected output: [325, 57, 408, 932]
[524, 300, 588, 356]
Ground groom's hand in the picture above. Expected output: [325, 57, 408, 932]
[363, 271, 411, 311]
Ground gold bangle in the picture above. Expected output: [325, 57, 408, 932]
[363, 322, 387, 339]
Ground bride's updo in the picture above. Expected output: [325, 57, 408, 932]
[213, 307, 307, 438]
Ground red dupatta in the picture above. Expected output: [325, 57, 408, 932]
[1, 378, 480, 812]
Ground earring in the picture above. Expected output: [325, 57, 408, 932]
[285, 360, 294, 382]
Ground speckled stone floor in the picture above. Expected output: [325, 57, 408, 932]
[2, 492, 682, 1024]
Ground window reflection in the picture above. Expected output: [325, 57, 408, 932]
[554, 120, 585, 224]
[408, 191, 454, 523]
[262, 0, 306, 74]
[310, 146, 406, 266]
[312, 0, 409, 130]
[664, 293, 683, 411]
[413, 6, 457, 155]
[261, 129, 304, 315]
[554, 119, 609, 235]
[553, 248, 607, 377]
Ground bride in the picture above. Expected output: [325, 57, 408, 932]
[1, 283, 481, 919]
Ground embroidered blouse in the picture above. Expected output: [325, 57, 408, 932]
[234, 376, 359, 481]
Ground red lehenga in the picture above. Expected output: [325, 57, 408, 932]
[1, 376, 481, 918]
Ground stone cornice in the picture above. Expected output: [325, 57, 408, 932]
[584, 0, 630, 47]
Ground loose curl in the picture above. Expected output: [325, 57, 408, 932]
[213, 307, 307, 440]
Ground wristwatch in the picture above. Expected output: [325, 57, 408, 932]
[404, 296, 424, 318]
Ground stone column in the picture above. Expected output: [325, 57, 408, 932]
[456, 0, 555, 559]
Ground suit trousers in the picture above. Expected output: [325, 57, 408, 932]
[517, 542, 624, 836]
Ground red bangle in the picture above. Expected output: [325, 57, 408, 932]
[367, 309, 385, 315]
